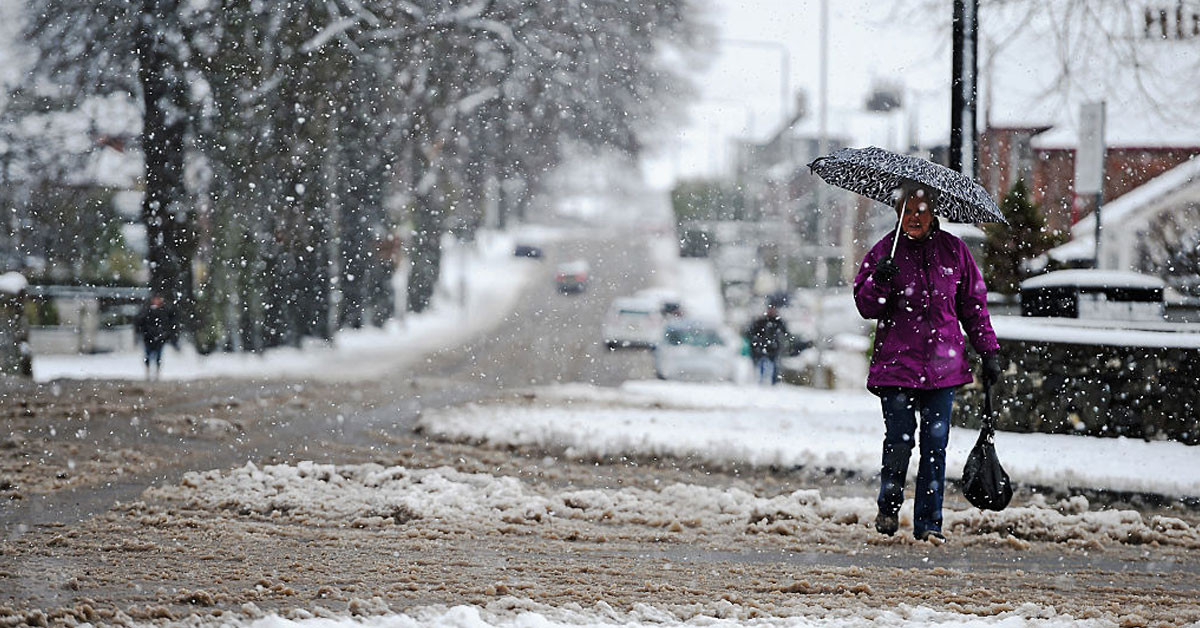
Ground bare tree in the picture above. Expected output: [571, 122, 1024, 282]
[893, 1, 1200, 123]
[1138, 202, 1200, 297]
[13, 0, 705, 348]
[24, 0, 195, 307]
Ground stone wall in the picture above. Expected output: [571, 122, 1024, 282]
[956, 339, 1200, 445]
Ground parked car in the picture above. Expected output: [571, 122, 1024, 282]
[513, 244, 544, 259]
[555, 260, 590, 294]
[602, 296, 663, 348]
[653, 319, 738, 382]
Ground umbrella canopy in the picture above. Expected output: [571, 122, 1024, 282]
[808, 146, 1007, 225]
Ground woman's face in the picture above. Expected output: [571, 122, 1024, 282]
[898, 190, 934, 240]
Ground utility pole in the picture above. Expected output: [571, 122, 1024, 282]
[813, 0, 830, 388]
[815, 0, 829, 286]
[950, 0, 979, 179]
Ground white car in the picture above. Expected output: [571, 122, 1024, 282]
[653, 319, 738, 382]
[635, 287, 684, 317]
[603, 296, 664, 349]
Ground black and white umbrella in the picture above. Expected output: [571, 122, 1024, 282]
[809, 146, 1006, 258]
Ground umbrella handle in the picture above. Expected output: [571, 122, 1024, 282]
[889, 189, 908, 259]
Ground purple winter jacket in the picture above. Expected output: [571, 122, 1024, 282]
[853, 225, 999, 391]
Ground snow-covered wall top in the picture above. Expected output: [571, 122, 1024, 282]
[1020, 269, 1165, 291]
[992, 315, 1200, 349]
[1047, 156, 1200, 266]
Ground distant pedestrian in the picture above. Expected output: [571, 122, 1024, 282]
[853, 183, 1003, 545]
[745, 303, 790, 385]
[134, 295, 179, 380]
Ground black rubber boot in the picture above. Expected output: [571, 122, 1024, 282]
[875, 511, 899, 536]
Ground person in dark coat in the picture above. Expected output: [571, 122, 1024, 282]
[134, 295, 179, 380]
[853, 183, 1003, 544]
[745, 303, 790, 385]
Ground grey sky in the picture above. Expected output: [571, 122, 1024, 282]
[645, 0, 1200, 187]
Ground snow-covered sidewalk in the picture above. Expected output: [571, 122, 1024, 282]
[418, 380, 1200, 500]
[31, 229, 550, 382]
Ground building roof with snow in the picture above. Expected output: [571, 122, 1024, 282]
[1047, 156, 1200, 268]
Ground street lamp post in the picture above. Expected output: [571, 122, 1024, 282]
[815, 0, 829, 283]
[810, 0, 831, 388]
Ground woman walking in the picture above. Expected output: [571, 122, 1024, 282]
[853, 184, 1003, 544]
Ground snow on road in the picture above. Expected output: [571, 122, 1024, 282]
[26, 225, 1200, 627]
[152, 455, 1200, 548]
[147, 411, 1200, 627]
[417, 381, 1200, 500]
[145, 376, 1200, 628]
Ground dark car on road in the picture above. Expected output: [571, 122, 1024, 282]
[513, 244, 544, 259]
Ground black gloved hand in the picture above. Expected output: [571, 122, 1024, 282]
[981, 352, 1003, 387]
[873, 257, 899, 284]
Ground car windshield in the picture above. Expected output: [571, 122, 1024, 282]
[664, 327, 722, 347]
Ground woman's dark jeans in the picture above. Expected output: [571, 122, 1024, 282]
[877, 387, 955, 535]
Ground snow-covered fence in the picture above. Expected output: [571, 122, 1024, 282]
[956, 316, 1200, 445]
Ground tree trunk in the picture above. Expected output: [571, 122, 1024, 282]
[407, 190, 443, 314]
[136, 0, 193, 316]
[338, 145, 371, 329]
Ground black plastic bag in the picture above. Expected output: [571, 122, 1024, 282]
[962, 388, 1013, 511]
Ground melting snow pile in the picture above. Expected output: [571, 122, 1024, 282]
[148, 460, 1200, 548]
[148, 460, 876, 531]
[172, 597, 1122, 628]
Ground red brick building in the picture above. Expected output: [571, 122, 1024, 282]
[1031, 146, 1200, 233]
[978, 126, 1051, 203]
[978, 125, 1200, 234]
